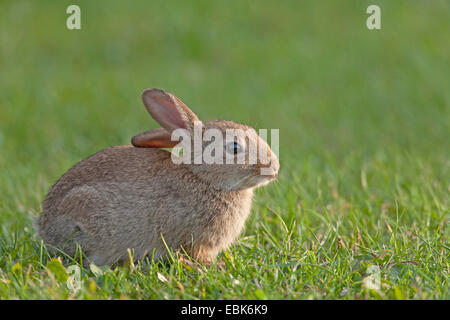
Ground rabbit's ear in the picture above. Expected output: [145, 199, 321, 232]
[142, 88, 200, 132]
[131, 128, 179, 148]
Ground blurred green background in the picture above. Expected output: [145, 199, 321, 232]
[1, 0, 448, 159]
[0, 0, 448, 299]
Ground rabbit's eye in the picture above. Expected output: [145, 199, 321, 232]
[226, 142, 243, 155]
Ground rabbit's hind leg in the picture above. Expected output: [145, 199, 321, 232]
[38, 186, 105, 260]
[37, 212, 90, 258]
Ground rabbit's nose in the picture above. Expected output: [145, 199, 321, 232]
[259, 154, 279, 177]
[269, 151, 279, 173]
[256, 144, 279, 177]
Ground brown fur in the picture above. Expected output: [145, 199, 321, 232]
[37, 88, 279, 266]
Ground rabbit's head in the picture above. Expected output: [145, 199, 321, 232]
[132, 88, 279, 191]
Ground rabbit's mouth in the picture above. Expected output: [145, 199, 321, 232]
[239, 171, 278, 189]
[265, 173, 278, 180]
[255, 163, 279, 181]
[261, 172, 278, 183]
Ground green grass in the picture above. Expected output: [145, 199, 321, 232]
[0, 0, 449, 299]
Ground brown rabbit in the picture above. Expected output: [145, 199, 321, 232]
[37, 88, 279, 266]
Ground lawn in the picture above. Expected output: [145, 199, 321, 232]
[0, 0, 448, 299]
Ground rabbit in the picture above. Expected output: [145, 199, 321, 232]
[37, 88, 279, 266]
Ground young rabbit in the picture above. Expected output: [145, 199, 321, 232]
[37, 88, 279, 266]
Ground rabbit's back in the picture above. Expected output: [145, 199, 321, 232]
[42, 146, 175, 213]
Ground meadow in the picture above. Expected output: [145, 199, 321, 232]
[0, 0, 448, 299]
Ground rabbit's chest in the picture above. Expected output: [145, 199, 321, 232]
[192, 189, 254, 247]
